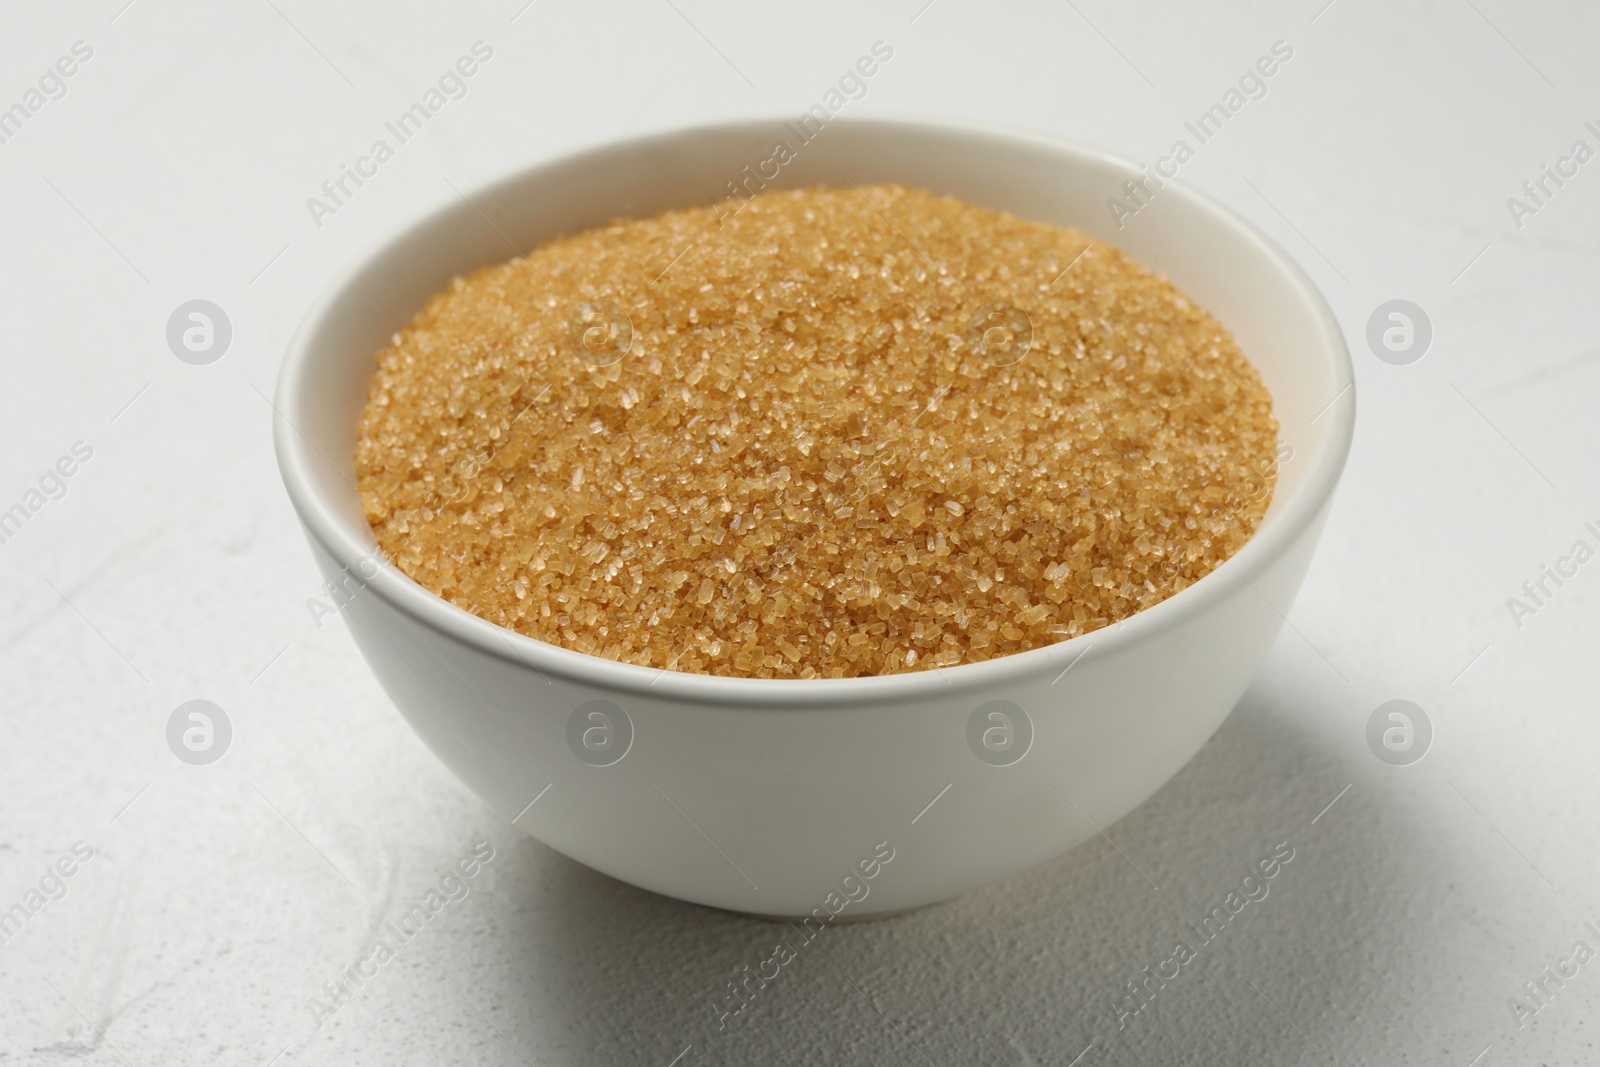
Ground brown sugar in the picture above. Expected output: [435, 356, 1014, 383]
[354, 184, 1278, 678]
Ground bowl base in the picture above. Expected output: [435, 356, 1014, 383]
[728, 902, 932, 924]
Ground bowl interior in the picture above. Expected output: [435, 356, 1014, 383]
[276, 117, 1353, 686]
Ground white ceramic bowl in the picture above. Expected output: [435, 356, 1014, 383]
[274, 117, 1353, 917]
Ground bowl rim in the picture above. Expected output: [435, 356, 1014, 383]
[272, 114, 1355, 709]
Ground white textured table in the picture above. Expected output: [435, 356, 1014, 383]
[3, 2, 1598, 1064]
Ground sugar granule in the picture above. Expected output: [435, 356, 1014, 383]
[355, 184, 1278, 678]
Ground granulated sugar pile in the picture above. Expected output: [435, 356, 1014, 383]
[355, 184, 1277, 678]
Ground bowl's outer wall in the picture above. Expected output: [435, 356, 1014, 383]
[280, 119, 1353, 915]
[309, 503, 1328, 915]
